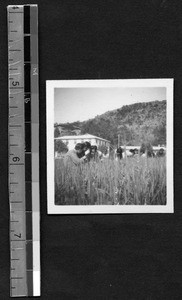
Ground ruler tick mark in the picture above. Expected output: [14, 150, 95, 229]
[10, 74, 21, 77]
[9, 60, 21, 66]
[12, 248, 24, 250]
[11, 240, 25, 242]
[10, 163, 24, 165]
[9, 12, 23, 14]
[10, 87, 23, 89]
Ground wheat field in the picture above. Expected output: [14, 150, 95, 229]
[55, 157, 166, 205]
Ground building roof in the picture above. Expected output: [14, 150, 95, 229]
[55, 134, 111, 143]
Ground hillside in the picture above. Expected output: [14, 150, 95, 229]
[55, 100, 166, 146]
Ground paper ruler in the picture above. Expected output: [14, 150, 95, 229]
[7, 5, 40, 297]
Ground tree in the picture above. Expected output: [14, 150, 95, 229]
[117, 124, 133, 145]
[54, 140, 68, 153]
[152, 124, 166, 146]
[54, 127, 60, 138]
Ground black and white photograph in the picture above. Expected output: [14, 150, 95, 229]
[46, 79, 173, 214]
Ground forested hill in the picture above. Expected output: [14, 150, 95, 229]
[56, 100, 166, 146]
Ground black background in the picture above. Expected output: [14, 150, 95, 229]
[0, 0, 182, 299]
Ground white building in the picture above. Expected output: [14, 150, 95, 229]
[55, 134, 111, 151]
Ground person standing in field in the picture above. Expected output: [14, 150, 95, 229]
[64, 143, 87, 166]
[90, 145, 103, 161]
[78, 141, 92, 161]
[116, 147, 123, 160]
[84, 141, 92, 160]
[103, 149, 109, 159]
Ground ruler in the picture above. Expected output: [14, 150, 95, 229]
[8, 5, 40, 297]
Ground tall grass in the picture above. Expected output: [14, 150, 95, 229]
[55, 157, 166, 205]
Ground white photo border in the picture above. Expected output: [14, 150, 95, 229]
[46, 79, 173, 214]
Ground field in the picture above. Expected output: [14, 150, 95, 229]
[55, 157, 166, 205]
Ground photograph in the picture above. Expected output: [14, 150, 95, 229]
[46, 79, 173, 214]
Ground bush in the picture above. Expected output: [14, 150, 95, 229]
[54, 140, 68, 153]
[98, 144, 108, 154]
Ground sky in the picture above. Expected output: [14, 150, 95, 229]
[54, 87, 166, 123]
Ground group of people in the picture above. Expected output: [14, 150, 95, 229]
[116, 147, 139, 160]
[63, 142, 165, 165]
[115, 146, 165, 160]
[64, 141, 103, 166]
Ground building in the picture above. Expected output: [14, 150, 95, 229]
[55, 134, 111, 151]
